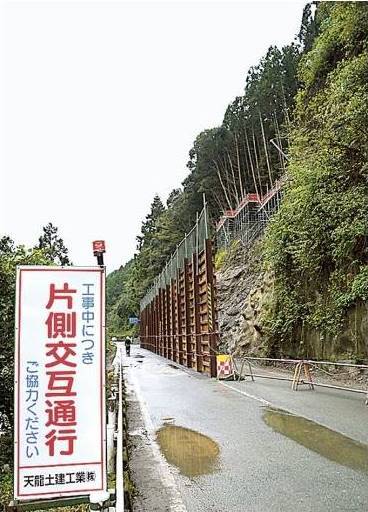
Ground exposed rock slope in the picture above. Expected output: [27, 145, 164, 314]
[216, 242, 368, 361]
[216, 242, 266, 355]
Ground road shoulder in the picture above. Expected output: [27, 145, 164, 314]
[126, 365, 187, 512]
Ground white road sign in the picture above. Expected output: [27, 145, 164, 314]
[14, 266, 106, 500]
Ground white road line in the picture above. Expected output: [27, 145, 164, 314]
[218, 382, 352, 441]
[219, 382, 272, 406]
[127, 364, 188, 512]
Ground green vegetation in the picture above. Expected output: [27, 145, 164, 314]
[215, 247, 228, 272]
[108, 3, 368, 362]
[1, 0, 367, 504]
[106, 4, 317, 327]
[0, 226, 70, 504]
[264, 3, 368, 351]
[38, 222, 72, 266]
[0, 471, 12, 506]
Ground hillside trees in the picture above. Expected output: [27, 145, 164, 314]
[298, 2, 320, 52]
[265, 2, 368, 348]
[183, 41, 301, 224]
[38, 222, 71, 265]
[106, 259, 137, 336]
[0, 238, 52, 469]
[106, 192, 196, 332]
[0, 225, 71, 470]
[106, 3, 320, 330]
[135, 195, 170, 295]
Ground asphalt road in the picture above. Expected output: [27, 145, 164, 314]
[125, 346, 368, 512]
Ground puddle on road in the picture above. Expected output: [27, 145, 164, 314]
[156, 425, 220, 477]
[263, 408, 368, 475]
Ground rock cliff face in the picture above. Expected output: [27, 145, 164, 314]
[216, 243, 266, 355]
[216, 243, 368, 361]
[286, 304, 368, 361]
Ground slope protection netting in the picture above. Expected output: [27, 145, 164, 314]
[140, 204, 210, 311]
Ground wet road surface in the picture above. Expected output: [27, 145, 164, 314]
[125, 346, 368, 512]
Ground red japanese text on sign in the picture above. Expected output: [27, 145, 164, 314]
[45, 284, 77, 457]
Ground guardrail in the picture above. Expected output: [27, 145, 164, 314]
[231, 356, 368, 405]
[115, 347, 125, 512]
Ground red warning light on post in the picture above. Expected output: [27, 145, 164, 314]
[93, 240, 106, 254]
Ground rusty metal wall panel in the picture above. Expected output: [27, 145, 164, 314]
[165, 286, 170, 359]
[191, 253, 200, 373]
[205, 239, 218, 377]
[159, 288, 164, 356]
[176, 270, 182, 365]
[182, 259, 190, 367]
[166, 284, 172, 360]
[171, 279, 177, 362]
[154, 295, 159, 354]
[173, 276, 180, 364]
[188, 258, 195, 369]
[198, 247, 211, 376]
[162, 287, 167, 359]
[140, 239, 218, 377]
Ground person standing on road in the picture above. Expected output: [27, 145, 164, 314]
[125, 336, 132, 357]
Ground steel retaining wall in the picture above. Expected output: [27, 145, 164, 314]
[140, 239, 218, 377]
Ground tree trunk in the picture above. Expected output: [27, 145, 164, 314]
[213, 159, 233, 211]
[234, 134, 245, 199]
[245, 127, 260, 199]
[252, 128, 263, 196]
[259, 111, 273, 188]
[227, 150, 240, 206]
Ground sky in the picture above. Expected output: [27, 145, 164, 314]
[0, 0, 305, 273]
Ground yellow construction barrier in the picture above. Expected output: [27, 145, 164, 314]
[216, 355, 233, 379]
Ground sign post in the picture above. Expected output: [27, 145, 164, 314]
[14, 266, 106, 502]
[92, 241, 106, 267]
[128, 317, 139, 326]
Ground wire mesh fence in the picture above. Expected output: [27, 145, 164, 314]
[140, 203, 210, 311]
[140, 200, 218, 377]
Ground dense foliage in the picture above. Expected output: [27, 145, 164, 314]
[108, 2, 368, 360]
[264, 3, 368, 348]
[0, 226, 69, 482]
[38, 222, 72, 265]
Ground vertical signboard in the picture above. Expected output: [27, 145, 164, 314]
[14, 267, 106, 500]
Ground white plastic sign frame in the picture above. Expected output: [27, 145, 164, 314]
[14, 266, 106, 501]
